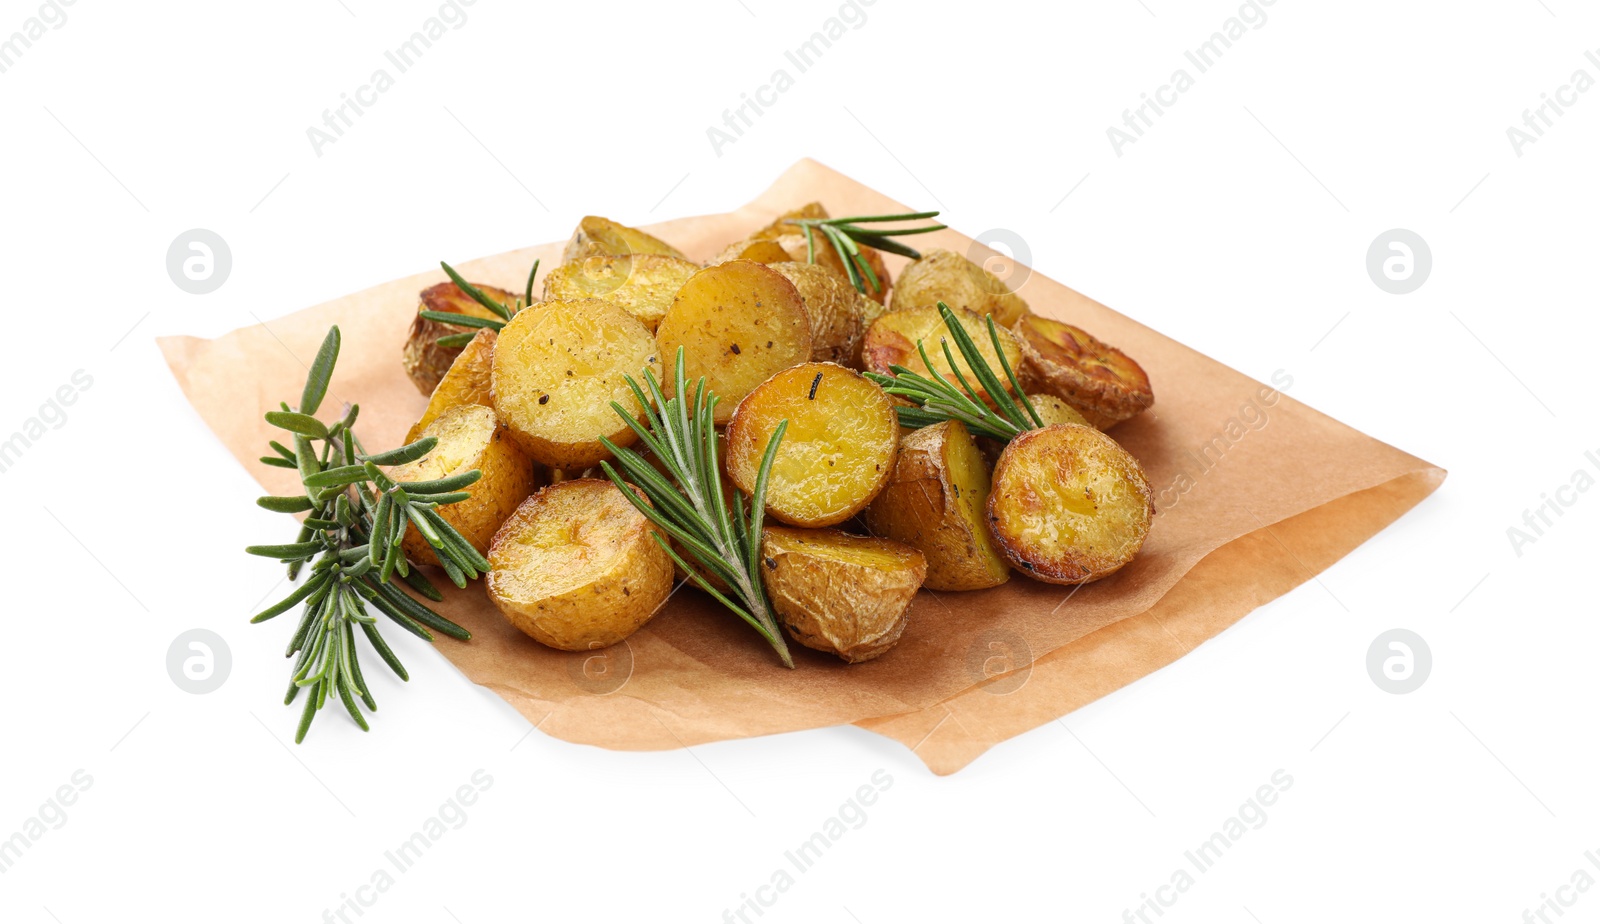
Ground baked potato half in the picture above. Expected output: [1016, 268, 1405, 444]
[760, 526, 926, 663]
[863, 420, 1010, 591]
[487, 478, 674, 651]
[861, 304, 1024, 407]
[1025, 393, 1092, 429]
[654, 260, 811, 424]
[1014, 314, 1153, 429]
[389, 404, 537, 566]
[491, 298, 660, 468]
[541, 253, 699, 332]
[725, 362, 898, 528]
[561, 215, 687, 263]
[402, 281, 520, 395]
[749, 203, 892, 306]
[766, 261, 872, 367]
[708, 237, 793, 266]
[891, 248, 1030, 328]
[407, 328, 496, 443]
[987, 423, 1154, 584]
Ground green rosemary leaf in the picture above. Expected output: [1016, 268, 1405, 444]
[524, 257, 540, 308]
[335, 673, 370, 732]
[300, 326, 341, 415]
[399, 567, 443, 602]
[361, 621, 408, 681]
[269, 440, 297, 461]
[440, 261, 514, 321]
[360, 436, 438, 467]
[246, 541, 323, 559]
[435, 332, 476, 349]
[398, 470, 482, 495]
[259, 456, 298, 469]
[251, 573, 331, 624]
[418, 310, 503, 331]
[266, 411, 330, 440]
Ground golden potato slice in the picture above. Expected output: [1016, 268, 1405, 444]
[771, 233, 892, 306]
[861, 304, 1023, 407]
[1014, 314, 1153, 429]
[487, 479, 674, 651]
[725, 363, 898, 528]
[750, 202, 830, 239]
[760, 526, 926, 663]
[863, 421, 1009, 591]
[987, 423, 1153, 584]
[407, 328, 497, 444]
[655, 260, 811, 424]
[891, 248, 1030, 328]
[389, 404, 536, 566]
[708, 237, 794, 266]
[562, 215, 687, 263]
[766, 261, 871, 367]
[491, 298, 660, 468]
[1025, 393, 1092, 429]
[402, 281, 520, 395]
[541, 253, 699, 332]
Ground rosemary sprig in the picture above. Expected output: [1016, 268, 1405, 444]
[784, 211, 945, 295]
[247, 325, 488, 742]
[597, 348, 794, 668]
[422, 258, 540, 348]
[863, 302, 1044, 442]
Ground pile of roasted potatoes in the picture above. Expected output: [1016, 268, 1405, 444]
[396, 205, 1155, 664]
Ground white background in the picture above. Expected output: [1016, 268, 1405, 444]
[2, 1, 1596, 921]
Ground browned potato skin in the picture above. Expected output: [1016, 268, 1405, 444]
[390, 404, 537, 566]
[725, 363, 898, 528]
[542, 253, 699, 332]
[1014, 314, 1154, 429]
[491, 298, 660, 468]
[861, 304, 1024, 407]
[407, 328, 496, 444]
[655, 260, 811, 425]
[402, 282, 520, 395]
[863, 420, 1010, 591]
[562, 216, 687, 263]
[760, 526, 927, 663]
[707, 237, 793, 266]
[891, 249, 1030, 328]
[766, 261, 871, 367]
[748, 202, 892, 306]
[487, 479, 674, 651]
[987, 424, 1154, 585]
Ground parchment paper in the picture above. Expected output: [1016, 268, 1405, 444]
[160, 159, 1444, 774]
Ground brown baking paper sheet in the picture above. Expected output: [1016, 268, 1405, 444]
[160, 159, 1444, 774]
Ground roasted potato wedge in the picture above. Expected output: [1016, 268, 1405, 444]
[1014, 314, 1153, 428]
[562, 216, 687, 263]
[861, 304, 1024, 407]
[771, 233, 892, 306]
[655, 260, 811, 424]
[487, 478, 674, 651]
[726, 363, 898, 528]
[390, 404, 536, 566]
[402, 281, 520, 395]
[1025, 393, 1093, 429]
[750, 202, 830, 239]
[760, 527, 926, 663]
[891, 248, 1030, 328]
[863, 420, 1010, 591]
[407, 328, 497, 443]
[987, 423, 1154, 584]
[767, 261, 872, 367]
[708, 237, 793, 266]
[491, 298, 660, 468]
[541, 253, 699, 332]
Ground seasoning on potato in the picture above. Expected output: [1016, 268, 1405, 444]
[408, 328, 496, 443]
[654, 260, 812, 424]
[389, 404, 537, 565]
[1014, 314, 1153, 429]
[542, 253, 700, 332]
[561, 215, 687, 263]
[863, 420, 1010, 591]
[891, 248, 1030, 328]
[766, 261, 872, 367]
[491, 298, 660, 468]
[402, 281, 520, 395]
[759, 526, 926, 663]
[487, 478, 675, 651]
[987, 423, 1154, 585]
[861, 303, 1024, 407]
[725, 362, 898, 528]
